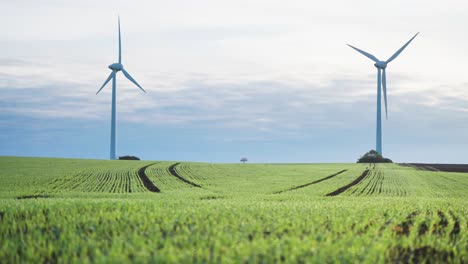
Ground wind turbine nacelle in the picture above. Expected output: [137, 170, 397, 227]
[374, 61, 387, 69]
[108, 63, 123, 71]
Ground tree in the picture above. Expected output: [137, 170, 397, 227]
[240, 157, 248, 164]
[357, 150, 392, 163]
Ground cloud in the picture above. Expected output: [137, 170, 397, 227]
[1, 56, 466, 141]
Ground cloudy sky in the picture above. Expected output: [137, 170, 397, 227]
[1, 0, 467, 162]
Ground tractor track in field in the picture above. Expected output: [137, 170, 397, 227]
[137, 163, 161, 192]
[274, 170, 348, 194]
[168, 163, 202, 187]
[326, 169, 369, 196]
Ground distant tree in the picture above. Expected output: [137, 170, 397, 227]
[119, 155, 140, 160]
[240, 157, 248, 164]
[357, 150, 392, 163]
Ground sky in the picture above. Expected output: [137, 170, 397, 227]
[1, 0, 467, 163]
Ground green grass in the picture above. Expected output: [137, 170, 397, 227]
[0, 157, 467, 263]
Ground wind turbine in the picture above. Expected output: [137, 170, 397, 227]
[347, 32, 419, 155]
[97, 17, 146, 160]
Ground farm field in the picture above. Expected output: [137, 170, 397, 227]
[0, 156, 467, 263]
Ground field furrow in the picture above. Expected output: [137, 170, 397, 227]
[169, 163, 202, 187]
[326, 169, 370, 196]
[274, 169, 348, 194]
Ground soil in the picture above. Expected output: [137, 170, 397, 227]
[16, 194, 51, 200]
[400, 163, 468, 173]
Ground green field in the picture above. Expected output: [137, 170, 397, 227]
[0, 157, 467, 263]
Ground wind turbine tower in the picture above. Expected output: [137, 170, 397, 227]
[347, 33, 419, 155]
[97, 17, 146, 160]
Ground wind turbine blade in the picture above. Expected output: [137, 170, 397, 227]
[382, 69, 388, 119]
[386, 32, 419, 64]
[347, 44, 379, 62]
[122, 69, 146, 93]
[118, 16, 122, 64]
[97, 71, 114, 94]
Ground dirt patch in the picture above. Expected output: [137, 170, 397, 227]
[199, 195, 223, 200]
[434, 210, 448, 235]
[325, 169, 369, 196]
[393, 211, 418, 236]
[168, 163, 201, 187]
[401, 163, 468, 173]
[448, 211, 461, 239]
[275, 170, 348, 194]
[16, 194, 51, 200]
[137, 163, 161, 192]
[389, 246, 454, 263]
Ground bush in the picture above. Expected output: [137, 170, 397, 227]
[357, 150, 392, 163]
[118, 156, 140, 160]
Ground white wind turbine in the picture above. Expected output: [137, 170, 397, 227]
[348, 32, 419, 155]
[96, 17, 146, 160]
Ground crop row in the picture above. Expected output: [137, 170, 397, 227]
[173, 163, 209, 184]
[47, 162, 210, 193]
[48, 168, 147, 193]
[346, 167, 408, 197]
[336, 164, 468, 198]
